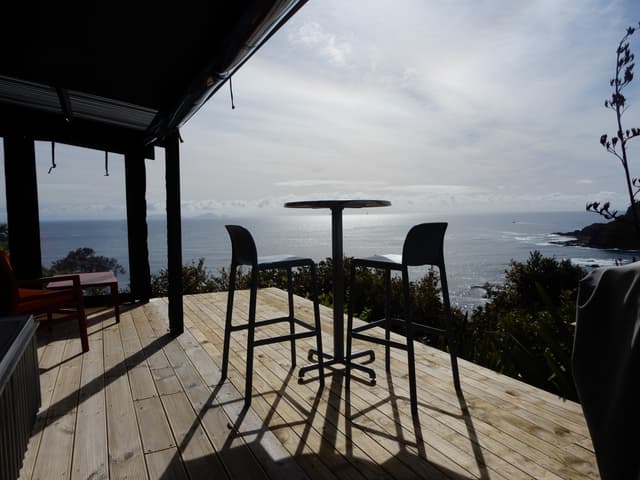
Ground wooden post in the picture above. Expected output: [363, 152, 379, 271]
[165, 132, 183, 334]
[124, 149, 151, 302]
[3, 136, 42, 280]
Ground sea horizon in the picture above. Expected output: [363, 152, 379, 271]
[38, 210, 639, 312]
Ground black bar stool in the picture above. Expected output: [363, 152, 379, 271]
[221, 225, 325, 407]
[346, 222, 461, 416]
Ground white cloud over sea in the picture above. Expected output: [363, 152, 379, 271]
[1, 0, 639, 220]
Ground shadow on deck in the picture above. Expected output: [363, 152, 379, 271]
[19, 288, 598, 479]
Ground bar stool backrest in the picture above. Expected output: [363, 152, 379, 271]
[225, 225, 258, 267]
[402, 222, 447, 267]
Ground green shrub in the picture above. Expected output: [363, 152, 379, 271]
[150, 258, 219, 297]
[149, 250, 585, 400]
[44, 247, 126, 276]
[464, 251, 586, 400]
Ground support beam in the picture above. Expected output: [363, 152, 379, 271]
[124, 149, 151, 302]
[165, 132, 183, 334]
[3, 136, 42, 280]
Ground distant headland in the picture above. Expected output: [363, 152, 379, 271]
[553, 204, 640, 250]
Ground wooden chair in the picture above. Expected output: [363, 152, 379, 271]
[0, 251, 89, 352]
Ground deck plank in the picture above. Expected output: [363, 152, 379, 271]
[145, 448, 188, 480]
[103, 318, 148, 480]
[146, 300, 301, 480]
[71, 337, 108, 480]
[31, 338, 83, 480]
[135, 396, 176, 453]
[19, 333, 67, 480]
[160, 391, 229, 480]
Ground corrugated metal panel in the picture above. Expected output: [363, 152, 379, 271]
[0, 76, 61, 114]
[0, 75, 157, 131]
[69, 90, 157, 131]
[0, 316, 40, 480]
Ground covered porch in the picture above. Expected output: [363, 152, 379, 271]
[20, 289, 598, 479]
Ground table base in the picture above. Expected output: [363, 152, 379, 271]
[298, 349, 378, 384]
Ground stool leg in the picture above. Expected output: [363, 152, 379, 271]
[221, 264, 237, 382]
[384, 269, 392, 372]
[110, 282, 120, 323]
[402, 266, 418, 416]
[440, 265, 461, 392]
[310, 264, 324, 387]
[287, 267, 296, 367]
[345, 262, 357, 394]
[76, 292, 89, 353]
[245, 268, 259, 407]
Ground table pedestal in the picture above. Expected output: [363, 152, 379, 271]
[296, 206, 376, 382]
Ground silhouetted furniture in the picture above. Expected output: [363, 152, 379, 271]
[47, 271, 120, 323]
[0, 314, 40, 480]
[284, 199, 391, 379]
[0, 251, 89, 352]
[346, 222, 461, 415]
[572, 261, 640, 480]
[221, 225, 325, 407]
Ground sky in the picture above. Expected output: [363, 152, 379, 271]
[2, 0, 640, 220]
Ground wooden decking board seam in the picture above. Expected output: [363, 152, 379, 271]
[186, 293, 486, 480]
[139, 300, 274, 480]
[264, 287, 585, 423]
[190, 291, 499, 480]
[104, 310, 148, 479]
[205, 290, 511, 479]
[265, 289, 596, 479]
[178, 298, 328, 478]
[264, 286, 587, 428]
[20, 290, 599, 480]
[255, 288, 591, 475]
[164, 300, 304, 480]
[19, 334, 68, 479]
[195, 290, 592, 480]
[260, 288, 590, 442]
[31, 337, 83, 480]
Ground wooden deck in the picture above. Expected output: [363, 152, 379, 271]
[18, 288, 599, 479]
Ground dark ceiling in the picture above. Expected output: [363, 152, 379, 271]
[0, 1, 306, 154]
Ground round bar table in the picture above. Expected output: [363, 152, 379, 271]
[284, 199, 391, 379]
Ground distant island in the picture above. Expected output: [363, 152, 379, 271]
[554, 204, 640, 250]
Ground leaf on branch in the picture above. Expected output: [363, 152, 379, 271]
[628, 27, 636, 36]
[600, 134, 608, 145]
[612, 137, 618, 147]
[625, 68, 634, 84]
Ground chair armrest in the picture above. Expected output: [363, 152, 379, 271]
[19, 274, 82, 290]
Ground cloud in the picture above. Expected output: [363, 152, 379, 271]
[3, 0, 639, 222]
[288, 22, 352, 67]
[275, 179, 386, 188]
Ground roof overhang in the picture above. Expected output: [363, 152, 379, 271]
[0, 1, 307, 155]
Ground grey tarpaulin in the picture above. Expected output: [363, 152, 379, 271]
[572, 261, 640, 480]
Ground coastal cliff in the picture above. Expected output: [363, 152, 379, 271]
[556, 205, 640, 250]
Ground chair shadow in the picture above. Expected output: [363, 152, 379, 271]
[345, 371, 489, 480]
[32, 300, 490, 480]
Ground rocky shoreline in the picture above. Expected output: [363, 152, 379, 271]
[552, 206, 640, 251]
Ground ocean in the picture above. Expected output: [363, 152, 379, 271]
[39, 211, 639, 312]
